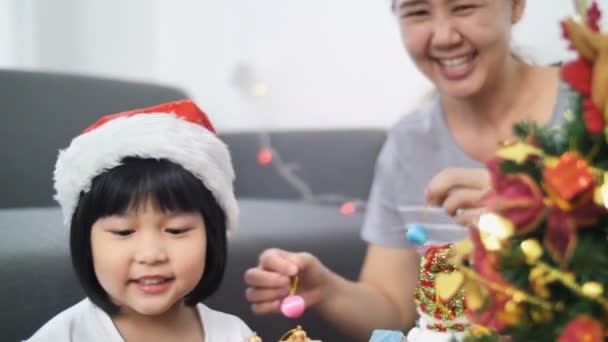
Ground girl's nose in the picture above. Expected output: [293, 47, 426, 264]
[134, 235, 168, 265]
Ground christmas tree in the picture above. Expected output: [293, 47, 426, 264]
[435, 2, 608, 341]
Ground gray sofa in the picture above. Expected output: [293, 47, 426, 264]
[0, 70, 386, 341]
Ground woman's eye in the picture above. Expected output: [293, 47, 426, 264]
[454, 5, 476, 13]
[402, 9, 430, 18]
[111, 230, 134, 237]
[166, 228, 190, 235]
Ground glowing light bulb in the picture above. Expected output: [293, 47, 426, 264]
[257, 148, 273, 165]
[340, 202, 356, 215]
[477, 213, 514, 240]
[252, 82, 268, 97]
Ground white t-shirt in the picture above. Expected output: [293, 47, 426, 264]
[26, 299, 253, 342]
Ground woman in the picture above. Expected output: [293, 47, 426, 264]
[244, 0, 569, 339]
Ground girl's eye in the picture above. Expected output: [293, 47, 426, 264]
[111, 229, 135, 237]
[166, 228, 191, 235]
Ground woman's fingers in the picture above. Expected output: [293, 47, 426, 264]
[251, 300, 282, 315]
[244, 267, 290, 288]
[245, 286, 290, 303]
[258, 248, 299, 276]
[426, 168, 490, 206]
[442, 187, 486, 216]
[454, 207, 485, 227]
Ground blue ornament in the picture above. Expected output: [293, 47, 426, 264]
[369, 329, 406, 341]
[406, 224, 428, 246]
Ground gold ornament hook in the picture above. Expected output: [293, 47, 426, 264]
[289, 275, 299, 296]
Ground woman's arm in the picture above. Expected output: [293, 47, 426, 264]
[316, 245, 420, 341]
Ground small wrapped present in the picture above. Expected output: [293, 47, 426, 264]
[369, 329, 406, 341]
[248, 325, 321, 342]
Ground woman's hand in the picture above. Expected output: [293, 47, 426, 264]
[244, 248, 333, 315]
[425, 167, 491, 226]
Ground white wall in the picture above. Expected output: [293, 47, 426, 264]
[2, 0, 603, 131]
[0, 1, 17, 67]
[155, 0, 429, 130]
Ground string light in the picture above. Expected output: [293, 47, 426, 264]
[231, 63, 367, 215]
[257, 148, 273, 165]
[252, 82, 268, 97]
[340, 201, 357, 215]
[477, 213, 514, 240]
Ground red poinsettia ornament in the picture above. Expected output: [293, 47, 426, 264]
[484, 158, 546, 235]
[465, 228, 510, 332]
[561, 58, 592, 95]
[582, 98, 605, 134]
[558, 315, 604, 342]
[587, 2, 601, 32]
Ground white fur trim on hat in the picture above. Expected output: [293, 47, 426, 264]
[53, 113, 238, 231]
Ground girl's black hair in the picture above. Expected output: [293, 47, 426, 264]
[70, 157, 227, 315]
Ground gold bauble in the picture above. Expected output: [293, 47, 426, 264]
[520, 239, 543, 263]
[582, 281, 604, 298]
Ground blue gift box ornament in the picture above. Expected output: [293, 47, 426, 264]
[368, 330, 406, 342]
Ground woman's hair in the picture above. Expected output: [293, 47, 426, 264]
[69, 157, 227, 315]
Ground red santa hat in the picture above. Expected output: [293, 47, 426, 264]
[53, 100, 238, 231]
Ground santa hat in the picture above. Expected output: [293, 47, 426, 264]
[53, 100, 238, 231]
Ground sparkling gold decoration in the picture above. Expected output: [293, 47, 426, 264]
[496, 301, 523, 325]
[414, 244, 469, 332]
[278, 326, 321, 342]
[464, 280, 486, 311]
[594, 173, 608, 207]
[477, 213, 515, 240]
[521, 239, 543, 263]
[249, 326, 321, 342]
[477, 213, 515, 252]
[436, 271, 465, 302]
[469, 325, 493, 337]
[480, 232, 502, 251]
[530, 308, 554, 323]
[582, 282, 604, 298]
[496, 141, 544, 164]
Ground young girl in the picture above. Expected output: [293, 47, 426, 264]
[27, 100, 252, 341]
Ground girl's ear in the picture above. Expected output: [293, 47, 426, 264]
[511, 0, 526, 24]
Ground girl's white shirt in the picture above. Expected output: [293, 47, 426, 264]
[26, 299, 253, 342]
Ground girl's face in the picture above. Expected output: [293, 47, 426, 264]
[90, 201, 206, 317]
[395, 0, 525, 98]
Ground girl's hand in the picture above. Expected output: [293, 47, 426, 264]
[425, 167, 491, 226]
[244, 248, 333, 315]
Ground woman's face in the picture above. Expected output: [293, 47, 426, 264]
[395, 0, 525, 98]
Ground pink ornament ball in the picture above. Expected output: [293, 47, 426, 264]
[280, 295, 305, 318]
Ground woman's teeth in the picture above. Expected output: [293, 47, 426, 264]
[439, 55, 473, 68]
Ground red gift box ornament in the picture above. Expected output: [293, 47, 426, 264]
[543, 152, 595, 203]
